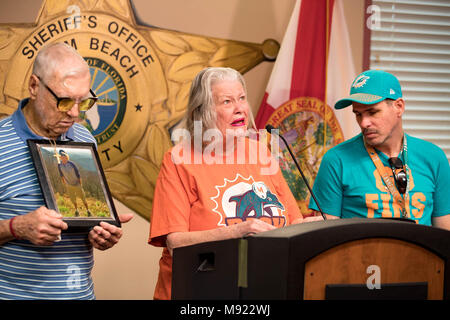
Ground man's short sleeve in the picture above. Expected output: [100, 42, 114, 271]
[308, 149, 344, 217]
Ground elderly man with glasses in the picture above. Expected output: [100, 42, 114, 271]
[308, 70, 450, 230]
[0, 42, 132, 299]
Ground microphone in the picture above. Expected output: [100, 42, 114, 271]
[265, 124, 327, 221]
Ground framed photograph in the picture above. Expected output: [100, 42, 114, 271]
[27, 139, 120, 229]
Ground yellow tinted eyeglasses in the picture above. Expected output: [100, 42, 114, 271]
[36, 75, 97, 112]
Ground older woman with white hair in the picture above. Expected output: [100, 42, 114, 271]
[149, 67, 304, 300]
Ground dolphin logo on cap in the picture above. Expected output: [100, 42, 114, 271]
[352, 75, 370, 88]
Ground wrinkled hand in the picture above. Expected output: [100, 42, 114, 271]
[303, 216, 325, 223]
[232, 218, 276, 238]
[14, 206, 68, 246]
[88, 213, 133, 250]
[291, 217, 304, 224]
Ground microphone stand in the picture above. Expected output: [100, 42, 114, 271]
[266, 125, 327, 221]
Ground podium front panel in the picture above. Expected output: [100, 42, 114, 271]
[304, 238, 444, 299]
[172, 219, 450, 300]
[172, 238, 241, 299]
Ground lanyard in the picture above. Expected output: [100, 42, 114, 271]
[364, 135, 410, 218]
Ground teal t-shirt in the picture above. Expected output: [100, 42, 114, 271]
[309, 133, 450, 225]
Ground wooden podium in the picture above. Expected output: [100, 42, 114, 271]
[172, 218, 450, 300]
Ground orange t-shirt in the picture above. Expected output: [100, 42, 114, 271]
[148, 138, 302, 300]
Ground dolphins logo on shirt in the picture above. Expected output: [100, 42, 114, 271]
[211, 175, 286, 227]
[229, 182, 284, 222]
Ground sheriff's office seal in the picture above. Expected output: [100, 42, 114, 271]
[266, 97, 344, 215]
[5, 13, 166, 167]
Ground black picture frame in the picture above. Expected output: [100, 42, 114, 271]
[27, 139, 120, 230]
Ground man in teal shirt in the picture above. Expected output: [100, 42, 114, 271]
[309, 70, 450, 229]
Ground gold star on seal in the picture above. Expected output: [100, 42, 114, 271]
[0, 0, 279, 220]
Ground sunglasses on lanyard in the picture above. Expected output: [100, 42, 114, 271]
[36, 75, 97, 112]
[388, 157, 407, 194]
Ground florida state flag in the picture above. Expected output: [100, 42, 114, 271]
[255, 0, 358, 216]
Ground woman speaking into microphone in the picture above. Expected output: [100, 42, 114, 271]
[148, 67, 311, 300]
